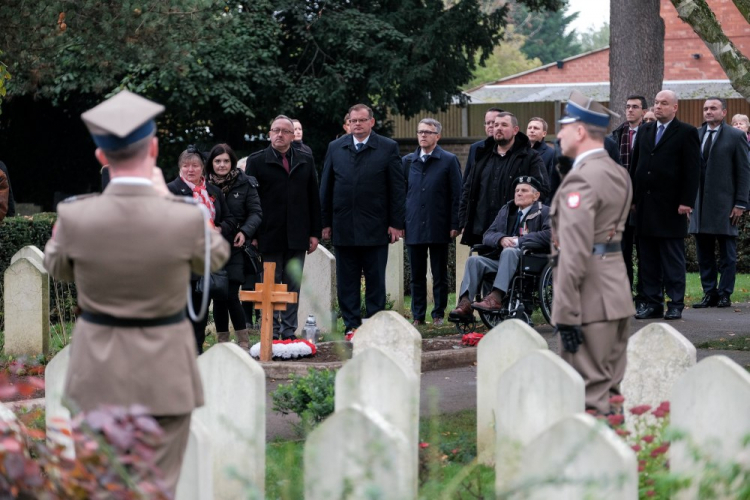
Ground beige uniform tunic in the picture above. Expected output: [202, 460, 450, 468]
[550, 149, 635, 414]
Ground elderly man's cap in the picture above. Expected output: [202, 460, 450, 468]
[81, 90, 164, 151]
[559, 90, 619, 128]
[513, 175, 542, 192]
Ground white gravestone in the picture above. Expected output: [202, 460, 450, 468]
[477, 319, 547, 465]
[304, 406, 411, 500]
[336, 348, 419, 498]
[455, 242, 470, 298]
[511, 414, 638, 499]
[176, 418, 213, 500]
[45, 345, 74, 459]
[621, 322, 695, 430]
[195, 344, 266, 500]
[352, 310, 422, 377]
[671, 356, 750, 500]
[385, 238, 405, 313]
[495, 350, 585, 491]
[5, 246, 49, 356]
[296, 246, 336, 336]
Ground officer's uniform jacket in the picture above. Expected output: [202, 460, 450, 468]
[44, 182, 230, 415]
[550, 150, 635, 326]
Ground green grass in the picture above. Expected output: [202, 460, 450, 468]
[684, 272, 750, 305]
[695, 335, 750, 351]
[264, 409, 494, 500]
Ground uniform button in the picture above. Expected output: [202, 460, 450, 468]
[422, 188, 425, 192]
[422, 172, 426, 176]
[647, 190, 651, 194]
[648, 171, 651, 174]
[421, 205, 425, 208]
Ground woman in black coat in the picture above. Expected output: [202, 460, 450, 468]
[167, 146, 235, 354]
[206, 143, 262, 350]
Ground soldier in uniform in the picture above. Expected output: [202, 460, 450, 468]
[44, 90, 230, 493]
[551, 91, 635, 416]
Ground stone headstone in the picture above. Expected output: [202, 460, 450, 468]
[621, 322, 695, 430]
[194, 344, 266, 500]
[304, 406, 410, 500]
[671, 356, 750, 500]
[509, 414, 638, 499]
[352, 310, 422, 377]
[176, 418, 213, 500]
[495, 350, 585, 490]
[296, 245, 336, 336]
[425, 250, 434, 304]
[477, 319, 547, 465]
[455, 242, 470, 298]
[4, 246, 49, 356]
[336, 348, 419, 497]
[386, 238, 405, 312]
[45, 345, 74, 459]
[10, 245, 45, 266]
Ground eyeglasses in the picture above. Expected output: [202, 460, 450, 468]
[349, 118, 371, 124]
[625, 105, 642, 110]
[270, 128, 293, 135]
[417, 130, 438, 135]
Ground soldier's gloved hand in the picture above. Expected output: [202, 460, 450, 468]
[556, 324, 584, 353]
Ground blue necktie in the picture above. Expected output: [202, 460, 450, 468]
[655, 124, 665, 145]
[421, 154, 429, 163]
[356, 143, 364, 151]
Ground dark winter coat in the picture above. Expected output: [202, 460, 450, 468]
[632, 118, 700, 238]
[246, 145, 322, 253]
[482, 200, 551, 252]
[459, 133, 548, 246]
[320, 132, 406, 246]
[402, 145, 462, 245]
[166, 177, 236, 243]
[688, 123, 750, 236]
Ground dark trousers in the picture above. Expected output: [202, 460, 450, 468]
[694, 233, 737, 297]
[335, 245, 389, 330]
[241, 272, 262, 327]
[407, 243, 449, 321]
[622, 224, 645, 302]
[213, 280, 245, 333]
[638, 236, 686, 310]
[263, 249, 306, 338]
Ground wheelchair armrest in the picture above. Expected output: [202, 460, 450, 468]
[520, 245, 550, 255]
[470, 244, 497, 256]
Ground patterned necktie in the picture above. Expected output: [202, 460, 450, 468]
[628, 129, 635, 151]
[421, 154, 429, 163]
[655, 124, 665, 144]
[356, 142, 364, 151]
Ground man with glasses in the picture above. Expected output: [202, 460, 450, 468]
[609, 95, 647, 309]
[320, 104, 406, 336]
[246, 115, 321, 339]
[402, 118, 462, 327]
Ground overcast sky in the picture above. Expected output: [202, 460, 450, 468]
[566, 0, 609, 33]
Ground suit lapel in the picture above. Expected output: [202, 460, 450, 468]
[653, 119, 679, 151]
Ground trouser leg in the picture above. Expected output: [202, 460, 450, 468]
[660, 237, 686, 310]
[335, 246, 363, 330]
[492, 247, 521, 293]
[407, 244, 429, 321]
[622, 224, 635, 289]
[429, 243, 449, 319]
[279, 250, 306, 337]
[694, 233, 719, 295]
[637, 237, 664, 308]
[362, 245, 388, 318]
[459, 256, 499, 300]
[153, 414, 192, 497]
[717, 235, 737, 297]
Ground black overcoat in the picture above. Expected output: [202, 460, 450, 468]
[167, 178, 235, 243]
[320, 132, 406, 246]
[246, 145, 322, 253]
[632, 118, 700, 238]
[688, 123, 750, 236]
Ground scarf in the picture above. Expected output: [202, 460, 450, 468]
[181, 176, 216, 225]
[209, 168, 241, 196]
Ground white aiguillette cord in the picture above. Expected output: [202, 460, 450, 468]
[187, 204, 211, 322]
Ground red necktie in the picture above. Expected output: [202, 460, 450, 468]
[282, 154, 290, 174]
[628, 129, 635, 151]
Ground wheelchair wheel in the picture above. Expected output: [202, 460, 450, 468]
[477, 309, 504, 330]
[538, 263, 554, 325]
[449, 316, 478, 334]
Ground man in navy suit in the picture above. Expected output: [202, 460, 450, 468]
[632, 90, 700, 320]
[320, 104, 406, 335]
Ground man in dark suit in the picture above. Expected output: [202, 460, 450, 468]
[462, 107, 503, 182]
[247, 115, 322, 338]
[689, 97, 750, 308]
[632, 90, 700, 320]
[320, 103, 406, 335]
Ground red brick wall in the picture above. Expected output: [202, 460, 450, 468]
[497, 0, 750, 85]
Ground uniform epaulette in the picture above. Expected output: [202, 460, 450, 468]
[61, 193, 99, 203]
[168, 195, 199, 205]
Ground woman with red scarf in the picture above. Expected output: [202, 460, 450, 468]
[205, 143, 262, 349]
[168, 146, 235, 354]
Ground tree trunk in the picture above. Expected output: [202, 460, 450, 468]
[609, 0, 664, 128]
[671, 0, 750, 101]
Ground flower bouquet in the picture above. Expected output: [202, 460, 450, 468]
[249, 338, 317, 359]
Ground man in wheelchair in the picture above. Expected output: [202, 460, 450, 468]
[450, 175, 551, 320]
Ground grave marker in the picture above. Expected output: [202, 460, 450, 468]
[386, 238, 405, 312]
[4, 246, 49, 356]
[296, 246, 336, 335]
[175, 418, 213, 500]
[45, 345, 74, 458]
[352, 310, 422, 377]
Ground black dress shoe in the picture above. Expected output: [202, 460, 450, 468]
[635, 306, 663, 320]
[664, 308, 682, 320]
[692, 294, 719, 308]
[717, 295, 732, 308]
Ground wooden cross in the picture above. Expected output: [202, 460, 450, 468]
[239, 261, 298, 361]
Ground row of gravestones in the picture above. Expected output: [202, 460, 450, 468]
[476, 319, 750, 499]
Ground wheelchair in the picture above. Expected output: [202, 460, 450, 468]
[449, 244, 554, 333]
